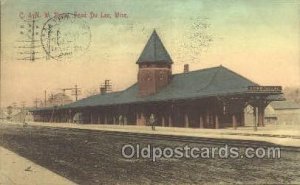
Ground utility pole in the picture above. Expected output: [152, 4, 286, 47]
[61, 84, 81, 102]
[72, 84, 81, 101]
[44, 90, 47, 107]
[74, 85, 79, 101]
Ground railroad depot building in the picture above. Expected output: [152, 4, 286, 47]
[31, 30, 284, 129]
[264, 101, 300, 125]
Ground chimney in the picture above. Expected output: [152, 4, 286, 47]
[100, 87, 106, 95]
[100, 79, 112, 95]
[184, 64, 189, 73]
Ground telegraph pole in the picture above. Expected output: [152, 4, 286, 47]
[44, 90, 47, 107]
[62, 85, 81, 101]
[75, 85, 78, 101]
[72, 84, 81, 101]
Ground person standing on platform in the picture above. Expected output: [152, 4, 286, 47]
[149, 113, 156, 131]
[118, 115, 123, 125]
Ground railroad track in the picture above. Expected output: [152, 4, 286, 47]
[27, 125, 300, 152]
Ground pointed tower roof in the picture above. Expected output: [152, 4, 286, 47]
[136, 30, 173, 64]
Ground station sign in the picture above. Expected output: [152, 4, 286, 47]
[247, 86, 282, 93]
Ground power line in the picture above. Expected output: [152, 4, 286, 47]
[61, 84, 81, 101]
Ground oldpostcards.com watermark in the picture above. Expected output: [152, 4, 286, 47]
[121, 144, 281, 162]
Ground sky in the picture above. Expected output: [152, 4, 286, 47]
[1, 0, 300, 107]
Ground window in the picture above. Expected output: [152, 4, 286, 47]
[159, 71, 164, 80]
[147, 72, 151, 81]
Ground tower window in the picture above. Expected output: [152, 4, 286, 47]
[159, 71, 164, 80]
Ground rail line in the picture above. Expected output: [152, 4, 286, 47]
[27, 125, 300, 152]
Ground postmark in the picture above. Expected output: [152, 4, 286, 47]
[17, 17, 44, 62]
[41, 13, 91, 60]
